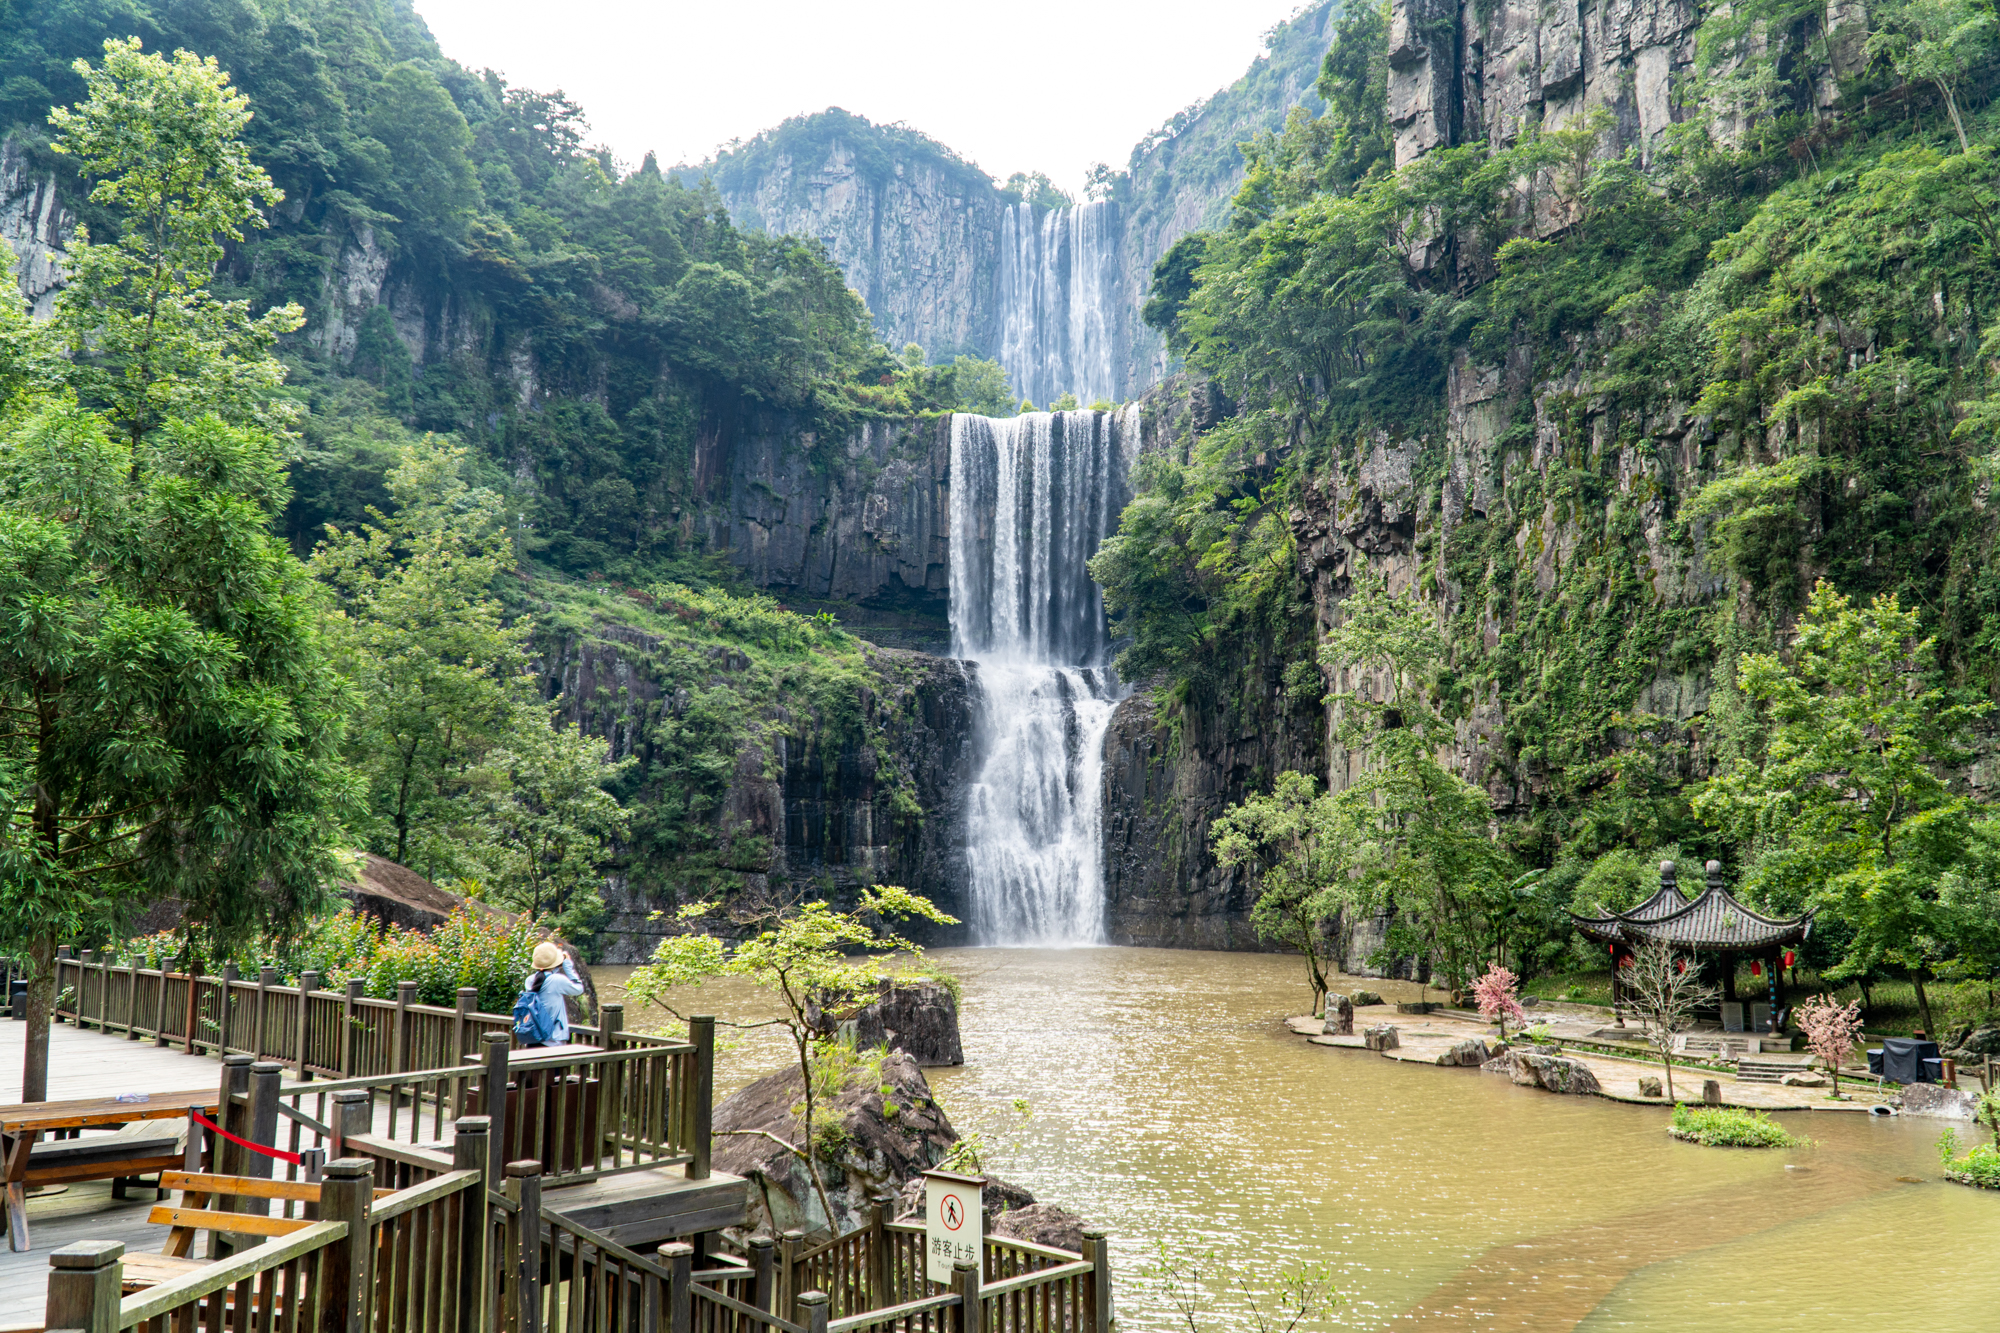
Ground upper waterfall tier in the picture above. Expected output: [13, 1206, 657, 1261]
[948, 408, 1140, 667]
[996, 201, 1123, 411]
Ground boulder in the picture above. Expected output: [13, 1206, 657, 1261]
[1638, 1076, 1663, 1098]
[849, 980, 964, 1066]
[1362, 1024, 1401, 1052]
[1440, 1038, 1490, 1067]
[1351, 990, 1385, 1007]
[1780, 1071, 1827, 1087]
[1323, 994, 1355, 1036]
[1898, 1083, 1980, 1121]
[713, 1051, 956, 1238]
[1482, 1050, 1602, 1096]
[1950, 1028, 2000, 1059]
[1701, 1079, 1722, 1105]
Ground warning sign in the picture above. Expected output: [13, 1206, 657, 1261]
[923, 1168, 984, 1284]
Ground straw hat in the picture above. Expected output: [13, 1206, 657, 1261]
[532, 941, 565, 970]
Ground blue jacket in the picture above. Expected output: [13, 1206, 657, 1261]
[525, 959, 585, 1046]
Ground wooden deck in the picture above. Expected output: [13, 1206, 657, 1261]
[0, 1180, 164, 1325]
[0, 1021, 224, 1104]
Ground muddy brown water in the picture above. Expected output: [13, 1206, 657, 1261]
[599, 947, 1993, 1329]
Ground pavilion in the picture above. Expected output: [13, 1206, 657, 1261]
[1571, 860, 1814, 1033]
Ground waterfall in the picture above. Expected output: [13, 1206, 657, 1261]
[995, 200, 1121, 410]
[950, 407, 1140, 945]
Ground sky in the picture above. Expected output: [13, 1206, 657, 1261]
[413, 0, 1313, 193]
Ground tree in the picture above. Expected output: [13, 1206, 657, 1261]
[624, 885, 957, 1234]
[1321, 569, 1513, 995]
[1144, 1242, 1343, 1333]
[1622, 942, 1721, 1102]
[1795, 993, 1866, 1098]
[1866, 0, 1996, 153]
[1472, 964, 1526, 1039]
[1211, 770, 1358, 1002]
[311, 440, 537, 877]
[1693, 582, 1988, 1036]
[476, 720, 633, 941]
[0, 42, 352, 1102]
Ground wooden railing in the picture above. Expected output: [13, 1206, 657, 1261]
[494, 1161, 802, 1333]
[50, 946, 674, 1078]
[37, 1126, 490, 1333]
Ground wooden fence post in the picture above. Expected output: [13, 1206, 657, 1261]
[659, 1241, 694, 1333]
[154, 956, 174, 1049]
[779, 1229, 804, 1314]
[600, 1002, 623, 1050]
[454, 987, 477, 1066]
[78, 951, 94, 1030]
[341, 979, 364, 1076]
[452, 1117, 490, 1333]
[209, 1054, 254, 1259]
[1083, 1229, 1112, 1332]
[749, 1233, 776, 1313]
[244, 1062, 284, 1210]
[330, 1089, 372, 1164]
[44, 1240, 123, 1333]
[253, 966, 276, 1059]
[482, 1033, 513, 1179]
[219, 963, 239, 1053]
[951, 1262, 981, 1333]
[505, 1161, 544, 1333]
[686, 1015, 714, 1180]
[393, 980, 417, 1073]
[123, 957, 139, 1041]
[319, 1158, 374, 1333]
[798, 1291, 830, 1333]
[870, 1192, 896, 1306]
[296, 970, 321, 1079]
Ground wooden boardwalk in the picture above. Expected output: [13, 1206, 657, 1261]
[0, 1021, 223, 1104]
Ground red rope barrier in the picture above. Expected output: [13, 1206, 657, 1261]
[188, 1108, 304, 1165]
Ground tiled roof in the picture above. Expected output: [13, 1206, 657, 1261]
[1569, 881, 1812, 951]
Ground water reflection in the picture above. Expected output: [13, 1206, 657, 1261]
[602, 946, 1990, 1329]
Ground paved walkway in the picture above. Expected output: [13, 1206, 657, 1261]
[0, 1021, 223, 1104]
[1288, 1005, 1898, 1111]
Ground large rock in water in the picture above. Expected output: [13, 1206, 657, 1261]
[1323, 994, 1354, 1036]
[849, 980, 964, 1065]
[712, 1052, 958, 1238]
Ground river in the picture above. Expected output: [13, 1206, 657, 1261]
[602, 947, 1995, 1330]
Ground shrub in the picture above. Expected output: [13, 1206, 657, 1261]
[126, 907, 545, 1014]
[1939, 1128, 2000, 1189]
[1668, 1103, 1808, 1148]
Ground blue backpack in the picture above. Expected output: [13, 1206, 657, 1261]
[512, 974, 559, 1045]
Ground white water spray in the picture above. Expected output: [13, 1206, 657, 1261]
[995, 200, 1122, 410]
[950, 407, 1140, 944]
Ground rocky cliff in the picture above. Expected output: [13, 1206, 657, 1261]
[1, 137, 70, 319]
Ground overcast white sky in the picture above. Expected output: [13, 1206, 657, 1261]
[413, 0, 1311, 193]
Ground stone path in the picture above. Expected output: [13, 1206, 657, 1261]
[1288, 1005, 1898, 1112]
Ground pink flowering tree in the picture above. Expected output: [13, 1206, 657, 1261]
[1472, 965, 1526, 1039]
[1796, 993, 1866, 1098]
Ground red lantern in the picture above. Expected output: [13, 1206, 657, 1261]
[1608, 943, 1616, 955]
[1752, 960, 1763, 977]
[1676, 959, 1686, 974]
[1784, 951, 1796, 968]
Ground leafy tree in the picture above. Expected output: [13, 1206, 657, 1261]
[0, 41, 352, 1102]
[310, 440, 537, 877]
[1866, 0, 1996, 153]
[1693, 582, 1988, 1034]
[475, 720, 632, 941]
[625, 885, 957, 1234]
[1211, 770, 1357, 1002]
[1321, 570, 1513, 994]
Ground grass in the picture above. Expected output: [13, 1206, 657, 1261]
[1668, 1104, 1808, 1149]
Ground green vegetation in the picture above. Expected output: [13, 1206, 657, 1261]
[1938, 1127, 2000, 1187]
[127, 905, 542, 1014]
[1118, 0, 2000, 1008]
[625, 884, 957, 1230]
[1669, 1104, 1808, 1148]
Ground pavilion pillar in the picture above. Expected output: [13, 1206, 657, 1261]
[1609, 954, 1623, 1027]
[1720, 956, 1736, 1003]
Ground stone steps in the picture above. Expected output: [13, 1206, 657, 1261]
[1736, 1059, 1799, 1084]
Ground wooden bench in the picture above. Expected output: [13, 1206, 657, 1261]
[153, 1170, 395, 1257]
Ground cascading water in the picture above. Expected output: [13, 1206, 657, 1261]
[950, 406, 1140, 944]
[995, 200, 1121, 410]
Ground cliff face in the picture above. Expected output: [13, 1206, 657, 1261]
[1, 137, 70, 319]
[540, 619, 977, 963]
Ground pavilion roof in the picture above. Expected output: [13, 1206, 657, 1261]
[1569, 870, 1812, 952]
